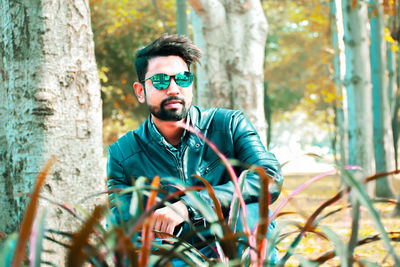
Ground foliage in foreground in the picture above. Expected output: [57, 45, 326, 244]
[1, 152, 400, 266]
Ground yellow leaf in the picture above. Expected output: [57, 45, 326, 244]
[384, 28, 395, 43]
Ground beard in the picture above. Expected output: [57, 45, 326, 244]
[147, 96, 189, 121]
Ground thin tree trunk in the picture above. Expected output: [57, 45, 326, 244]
[176, 0, 188, 35]
[189, 0, 268, 145]
[387, 45, 397, 115]
[332, 0, 348, 172]
[342, 0, 374, 264]
[370, 0, 395, 198]
[342, 0, 374, 178]
[0, 0, 104, 264]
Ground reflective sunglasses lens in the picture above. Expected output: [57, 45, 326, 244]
[175, 72, 194, 87]
[150, 74, 170, 90]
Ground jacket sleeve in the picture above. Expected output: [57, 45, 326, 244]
[183, 111, 283, 211]
[106, 145, 132, 224]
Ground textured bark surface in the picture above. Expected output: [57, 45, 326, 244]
[342, 0, 374, 179]
[332, 0, 348, 169]
[0, 0, 104, 263]
[370, 0, 395, 198]
[189, 0, 268, 145]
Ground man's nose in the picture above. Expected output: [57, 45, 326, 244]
[166, 78, 180, 95]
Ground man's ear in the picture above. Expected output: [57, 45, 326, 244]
[133, 82, 145, 104]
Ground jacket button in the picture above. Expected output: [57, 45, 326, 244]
[195, 143, 200, 148]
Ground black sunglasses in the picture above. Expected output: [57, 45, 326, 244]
[142, 71, 194, 90]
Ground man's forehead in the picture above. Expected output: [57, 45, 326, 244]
[147, 56, 188, 71]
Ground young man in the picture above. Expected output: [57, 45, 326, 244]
[107, 34, 283, 263]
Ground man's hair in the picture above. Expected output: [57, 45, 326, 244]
[134, 34, 202, 82]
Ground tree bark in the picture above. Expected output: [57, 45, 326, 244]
[342, 0, 375, 178]
[342, 0, 374, 263]
[332, 0, 348, 171]
[370, 0, 395, 198]
[189, 0, 268, 145]
[176, 0, 188, 35]
[0, 0, 104, 263]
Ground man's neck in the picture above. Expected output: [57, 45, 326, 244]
[151, 115, 186, 146]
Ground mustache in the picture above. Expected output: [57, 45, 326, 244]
[161, 96, 185, 106]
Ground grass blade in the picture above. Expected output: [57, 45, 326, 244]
[192, 174, 224, 221]
[12, 158, 55, 267]
[139, 176, 160, 267]
[255, 167, 272, 266]
[29, 210, 47, 267]
[67, 205, 105, 267]
[318, 225, 349, 266]
[114, 227, 139, 266]
[228, 170, 247, 231]
[0, 233, 18, 267]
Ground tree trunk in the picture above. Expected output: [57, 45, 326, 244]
[0, 0, 104, 263]
[176, 0, 188, 35]
[342, 0, 375, 263]
[342, 0, 375, 178]
[188, 0, 268, 145]
[370, 0, 395, 198]
[332, 0, 348, 171]
[387, 45, 397, 115]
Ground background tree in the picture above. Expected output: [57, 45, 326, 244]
[342, 0, 374, 178]
[189, 0, 269, 144]
[370, 0, 395, 198]
[176, 0, 188, 35]
[342, 0, 374, 262]
[0, 0, 104, 263]
[331, 0, 348, 171]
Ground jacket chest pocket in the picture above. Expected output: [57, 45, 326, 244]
[202, 159, 221, 175]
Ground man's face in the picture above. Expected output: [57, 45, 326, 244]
[136, 56, 193, 121]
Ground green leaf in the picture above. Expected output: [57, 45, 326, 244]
[0, 233, 18, 267]
[319, 225, 348, 266]
[30, 210, 47, 267]
[228, 170, 247, 230]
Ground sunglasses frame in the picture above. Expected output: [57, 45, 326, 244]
[142, 71, 194, 90]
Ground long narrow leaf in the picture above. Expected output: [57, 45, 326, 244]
[271, 169, 336, 221]
[255, 167, 272, 266]
[29, 210, 47, 267]
[67, 205, 105, 267]
[0, 233, 18, 267]
[12, 158, 55, 267]
[228, 170, 247, 231]
[319, 225, 349, 267]
[271, 165, 361, 221]
[114, 227, 139, 266]
[192, 174, 224, 221]
[139, 176, 160, 267]
[0, 231, 7, 240]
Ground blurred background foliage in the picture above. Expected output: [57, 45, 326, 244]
[264, 0, 334, 123]
[90, 0, 178, 146]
